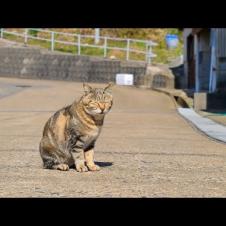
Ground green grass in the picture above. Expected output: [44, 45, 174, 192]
[2, 29, 183, 64]
[3, 33, 24, 43]
[28, 29, 39, 37]
[55, 43, 76, 54]
[129, 52, 146, 61]
[81, 46, 104, 57]
[28, 39, 51, 49]
[107, 39, 127, 48]
[153, 39, 183, 64]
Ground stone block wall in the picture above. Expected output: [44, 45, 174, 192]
[0, 47, 147, 84]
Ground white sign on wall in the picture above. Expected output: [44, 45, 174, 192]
[116, 74, 134, 85]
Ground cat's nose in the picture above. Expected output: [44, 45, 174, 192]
[99, 103, 105, 112]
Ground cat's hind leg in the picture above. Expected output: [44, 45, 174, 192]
[39, 139, 71, 171]
[40, 152, 70, 171]
[52, 163, 69, 171]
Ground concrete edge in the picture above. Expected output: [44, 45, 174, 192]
[152, 87, 226, 145]
[151, 87, 183, 108]
[152, 87, 193, 108]
[177, 108, 226, 145]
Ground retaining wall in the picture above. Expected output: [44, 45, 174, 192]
[0, 46, 147, 84]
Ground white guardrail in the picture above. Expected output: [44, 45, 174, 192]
[0, 28, 157, 64]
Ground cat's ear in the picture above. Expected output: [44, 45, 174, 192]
[83, 83, 93, 94]
[104, 82, 114, 92]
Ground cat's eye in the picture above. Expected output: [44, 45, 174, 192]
[89, 104, 97, 110]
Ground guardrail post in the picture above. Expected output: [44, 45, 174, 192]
[0, 28, 3, 38]
[24, 28, 28, 45]
[126, 39, 130, 61]
[147, 41, 153, 65]
[51, 31, 55, 51]
[95, 28, 100, 44]
[145, 41, 148, 62]
[104, 37, 107, 57]
[77, 34, 81, 55]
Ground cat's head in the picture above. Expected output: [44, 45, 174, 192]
[81, 83, 114, 116]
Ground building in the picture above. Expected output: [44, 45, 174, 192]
[182, 28, 226, 110]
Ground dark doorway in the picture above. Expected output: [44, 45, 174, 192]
[187, 35, 195, 89]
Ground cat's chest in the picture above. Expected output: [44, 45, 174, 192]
[69, 117, 101, 140]
[81, 127, 100, 142]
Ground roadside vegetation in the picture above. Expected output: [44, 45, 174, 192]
[2, 28, 183, 64]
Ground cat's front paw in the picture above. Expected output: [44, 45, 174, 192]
[87, 164, 100, 171]
[76, 162, 88, 172]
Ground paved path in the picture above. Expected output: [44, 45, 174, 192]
[0, 77, 226, 197]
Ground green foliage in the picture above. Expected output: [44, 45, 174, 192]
[152, 30, 183, 64]
[101, 28, 183, 63]
[153, 41, 183, 64]
[28, 29, 39, 37]
[3, 28, 183, 64]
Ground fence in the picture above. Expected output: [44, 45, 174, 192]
[0, 28, 157, 64]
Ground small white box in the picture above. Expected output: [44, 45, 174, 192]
[116, 73, 134, 85]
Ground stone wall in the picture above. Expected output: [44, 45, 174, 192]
[139, 64, 175, 89]
[0, 46, 147, 84]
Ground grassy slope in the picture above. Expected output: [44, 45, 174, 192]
[2, 28, 183, 64]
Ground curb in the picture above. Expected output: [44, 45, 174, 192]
[153, 87, 226, 145]
[177, 108, 226, 145]
[152, 87, 192, 108]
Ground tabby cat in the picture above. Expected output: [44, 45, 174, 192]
[39, 83, 113, 172]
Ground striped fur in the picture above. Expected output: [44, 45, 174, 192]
[39, 83, 113, 172]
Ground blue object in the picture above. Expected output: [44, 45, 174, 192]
[166, 34, 179, 48]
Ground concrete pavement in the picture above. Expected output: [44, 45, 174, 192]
[0, 77, 226, 197]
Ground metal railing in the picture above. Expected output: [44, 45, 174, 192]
[0, 28, 157, 64]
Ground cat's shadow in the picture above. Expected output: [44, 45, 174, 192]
[70, 162, 113, 169]
[95, 161, 113, 167]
